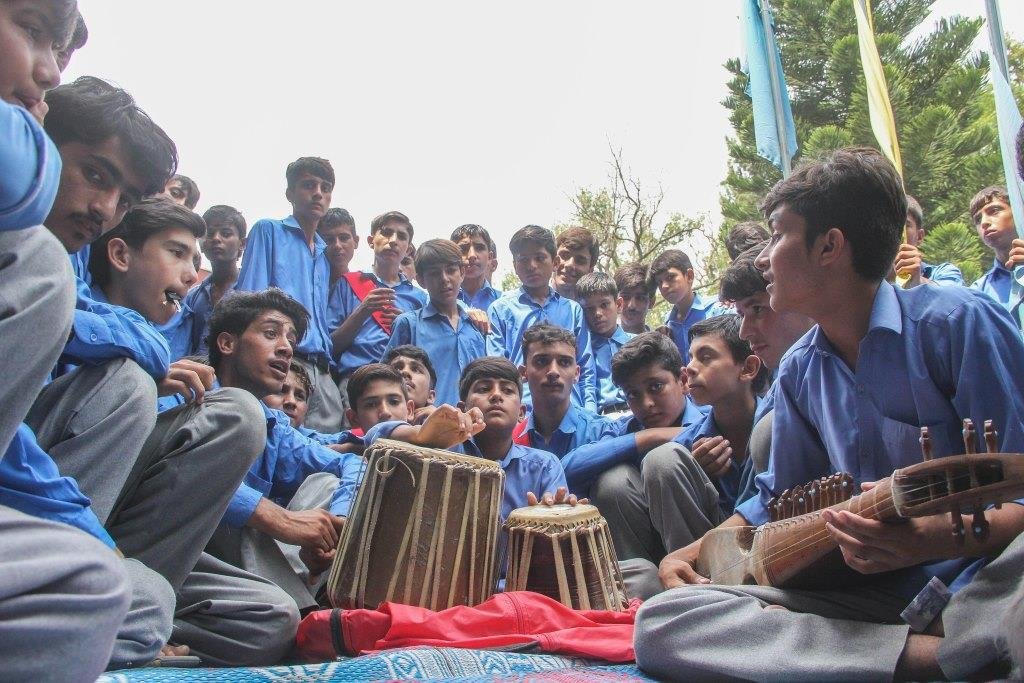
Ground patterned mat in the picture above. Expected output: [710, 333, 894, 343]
[99, 647, 655, 682]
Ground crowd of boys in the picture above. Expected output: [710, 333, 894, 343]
[3, 1, 1024, 679]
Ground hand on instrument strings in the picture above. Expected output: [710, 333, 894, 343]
[466, 308, 491, 335]
[157, 359, 216, 403]
[658, 541, 710, 588]
[412, 404, 486, 448]
[299, 544, 336, 577]
[894, 244, 923, 286]
[358, 288, 399, 322]
[412, 405, 437, 425]
[526, 486, 589, 507]
[822, 481, 950, 574]
[1007, 238, 1024, 270]
[691, 436, 733, 479]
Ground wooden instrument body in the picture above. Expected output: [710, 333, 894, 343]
[325, 439, 505, 610]
[697, 453, 1024, 588]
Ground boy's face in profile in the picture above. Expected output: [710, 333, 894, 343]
[512, 244, 554, 292]
[521, 341, 578, 406]
[974, 197, 1016, 253]
[420, 261, 464, 309]
[46, 137, 147, 254]
[686, 333, 748, 407]
[755, 205, 819, 315]
[0, 0, 62, 121]
[456, 235, 490, 281]
[202, 220, 244, 266]
[401, 248, 417, 283]
[263, 369, 310, 428]
[320, 223, 356, 271]
[904, 213, 924, 247]
[581, 293, 620, 337]
[286, 172, 332, 223]
[388, 355, 435, 409]
[553, 246, 593, 293]
[735, 291, 811, 371]
[656, 267, 695, 309]
[220, 310, 296, 397]
[461, 377, 524, 435]
[367, 221, 411, 269]
[619, 363, 687, 428]
[618, 286, 651, 330]
[109, 224, 198, 324]
[346, 379, 413, 431]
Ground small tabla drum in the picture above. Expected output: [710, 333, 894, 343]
[504, 504, 628, 611]
[324, 439, 505, 610]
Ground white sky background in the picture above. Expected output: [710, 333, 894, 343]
[65, 1, 1024, 279]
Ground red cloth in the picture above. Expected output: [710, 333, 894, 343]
[296, 591, 640, 663]
[511, 419, 529, 446]
[342, 272, 392, 335]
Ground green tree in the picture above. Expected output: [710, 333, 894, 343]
[721, 0, 1022, 283]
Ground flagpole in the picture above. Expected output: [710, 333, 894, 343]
[760, 0, 792, 177]
[986, 0, 1011, 80]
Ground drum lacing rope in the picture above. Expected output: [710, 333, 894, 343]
[425, 468, 455, 609]
[448, 469, 480, 608]
[392, 458, 431, 604]
[355, 451, 415, 606]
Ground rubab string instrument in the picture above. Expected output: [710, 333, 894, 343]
[697, 419, 1024, 588]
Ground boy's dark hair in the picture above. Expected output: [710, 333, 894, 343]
[556, 227, 599, 267]
[56, 10, 89, 72]
[719, 241, 769, 302]
[451, 224, 497, 257]
[760, 147, 906, 281]
[648, 250, 693, 290]
[576, 272, 617, 300]
[171, 174, 200, 209]
[44, 76, 178, 197]
[202, 205, 247, 240]
[509, 225, 556, 258]
[725, 221, 770, 260]
[285, 157, 334, 191]
[521, 323, 577, 361]
[414, 239, 463, 277]
[288, 360, 313, 397]
[383, 344, 437, 389]
[459, 357, 522, 402]
[905, 195, 924, 232]
[614, 262, 655, 298]
[89, 198, 206, 287]
[347, 363, 409, 407]
[970, 186, 1011, 225]
[318, 207, 356, 237]
[370, 211, 414, 241]
[611, 331, 683, 386]
[689, 314, 769, 393]
[206, 288, 310, 369]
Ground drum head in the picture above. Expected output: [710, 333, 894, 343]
[370, 438, 502, 471]
[506, 503, 601, 525]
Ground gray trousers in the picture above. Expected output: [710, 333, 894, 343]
[591, 442, 726, 564]
[0, 504, 130, 682]
[0, 226, 75, 453]
[111, 559, 177, 670]
[295, 356, 346, 433]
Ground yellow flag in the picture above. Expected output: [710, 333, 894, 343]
[852, 0, 903, 178]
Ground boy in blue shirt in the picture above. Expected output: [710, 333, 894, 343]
[970, 185, 1024, 330]
[451, 223, 501, 310]
[235, 156, 344, 433]
[384, 239, 486, 408]
[576, 272, 634, 414]
[637, 148, 1024, 682]
[384, 344, 438, 424]
[487, 225, 597, 412]
[552, 226, 598, 301]
[614, 262, 654, 335]
[318, 207, 357, 288]
[895, 195, 963, 288]
[649, 248, 727, 364]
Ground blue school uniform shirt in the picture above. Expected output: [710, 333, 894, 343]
[560, 398, 709, 496]
[458, 282, 501, 311]
[0, 100, 61, 231]
[234, 216, 334, 365]
[327, 271, 428, 377]
[735, 280, 1024, 599]
[181, 277, 217, 357]
[518, 403, 613, 460]
[383, 301, 486, 407]
[486, 287, 598, 412]
[666, 294, 730, 364]
[0, 424, 114, 548]
[592, 326, 633, 410]
[972, 259, 1024, 331]
[922, 261, 963, 286]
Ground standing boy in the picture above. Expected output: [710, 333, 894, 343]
[577, 272, 634, 414]
[894, 195, 963, 288]
[451, 223, 501, 310]
[970, 185, 1024, 329]
[551, 226, 598, 300]
[384, 345, 438, 423]
[318, 207, 357, 287]
[649, 249, 727, 364]
[487, 225, 597, 412]
[614, 262, 654, 334]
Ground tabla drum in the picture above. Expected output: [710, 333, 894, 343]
[324, 439, 505, 610]
[504, 504, 628, 611]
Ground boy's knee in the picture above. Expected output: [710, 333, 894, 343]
[112, 560, 175, 668]
[206, 387, 268, 462]
[590, 463, 635, 502]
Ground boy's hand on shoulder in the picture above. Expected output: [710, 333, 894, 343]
[691, 436, 733, 478]
[1006, 238, 1024, 270]
[157, 359, 216, 403]
[526, 486, 588, 507]
[466, 308, 490, 335]
[412, 404, 485, 448]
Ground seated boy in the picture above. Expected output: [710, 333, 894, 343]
[560, 331, 709, 563]
[383, 239, 486, 408]
[552, 226, 598, 300]
[576, 272, 634, 414]
[384, 344, 437, 424]
[894, 195, 963, 288]
[635, 148, 1024, 682]
[487, 225, 597, 412]
[512, 324, 613, 458]
[161, 173, 200, 209]
[451, 223, 501, 310]
[235, 156, 344, 433]
[317, 207, 357, 287]
[179, 204, 247, 358]
[970, 185, 1024, 330]
[649, 248, 729, 364]
[614, 262, 653, 334]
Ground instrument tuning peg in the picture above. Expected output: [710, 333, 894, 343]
[919, 427, 933, 461]
[984, 420, 998, 454]
[950, 508, 965, 543]
[972, 509, 990, 542]
[962, 419, 977, 454]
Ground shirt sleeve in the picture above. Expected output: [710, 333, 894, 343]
[382, 314, 413, 360]
[327, 455, 369, 518]
[926, 262, 964, 287]
[573, 306, 599, 413]
[234, 220, 275, 292]
[61, 278, 171, 379]
[223, 480, 266, 528]
[0, 102, 61, 231]
[485, 302, 509, 359]
[560, 422, 638, 492]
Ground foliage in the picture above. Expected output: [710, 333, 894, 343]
[920, 221, 987, 284]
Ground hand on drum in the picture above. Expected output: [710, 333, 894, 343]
[526, 486, 588, 507]
[299, 544, 336, 577]
[413, 404, 486, 448]
[276, 508, 344, 553]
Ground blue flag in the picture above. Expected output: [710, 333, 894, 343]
[741, 0, 798, 173]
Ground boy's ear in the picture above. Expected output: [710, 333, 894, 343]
[405, 398, 416, 418]
[684, 268, 695, 284]
[344, 408, 358, 428]
[366, 233, 375, 249]
[457, 400, 467, 411]
[107, 237, 132, 275]
[517, 401, 526, 421]
[616, 295, 625, 309]
[518, 364, 528, 381]
[215, 331, 237, 358]
[817, 227, 846, 267]
[573, 364, 580, 383]
[426, 388, 436, 405]
[284, 186, 294, 205]
[740, 354, 762, 384]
